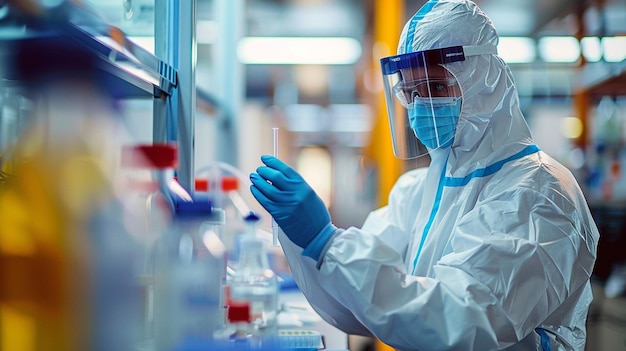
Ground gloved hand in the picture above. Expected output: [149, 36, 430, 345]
[249, 155, 336, 256]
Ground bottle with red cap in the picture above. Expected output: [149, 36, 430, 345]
[228, 212, 279, 346]
[213, 212, 279, 349]
[117, 142, 191, 350]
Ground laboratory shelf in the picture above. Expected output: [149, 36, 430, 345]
[0, 2, 176, 99]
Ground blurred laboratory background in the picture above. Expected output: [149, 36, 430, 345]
[1, 0, 626, 350]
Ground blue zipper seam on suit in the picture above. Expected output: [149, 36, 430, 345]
[535, 328, 552, 351]
[445, 145, 540, 187]
[411, 144, 541, 274]
[412, 156, 448, 274]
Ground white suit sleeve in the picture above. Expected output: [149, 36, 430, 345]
[316, 184, 596, 350]
[278, 230, 374, 337]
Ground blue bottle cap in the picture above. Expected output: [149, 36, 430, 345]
[243, 211, 260, 223]
[174, 193, 213, 218]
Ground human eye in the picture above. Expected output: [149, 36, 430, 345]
[431, 82, 446, 91]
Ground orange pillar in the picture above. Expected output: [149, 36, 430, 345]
[370, 1, 404, 350]
[364, 0, 405, 209]
[574, 90, 590, 149]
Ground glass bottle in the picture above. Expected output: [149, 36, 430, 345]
[153, 194, 227, 351]
[117, 143, 179, 350]
[229, 212, 279, 345]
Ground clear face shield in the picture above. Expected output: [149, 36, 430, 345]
[380, 46, 466, 159]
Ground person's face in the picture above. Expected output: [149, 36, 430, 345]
[396, 65, 461, 103]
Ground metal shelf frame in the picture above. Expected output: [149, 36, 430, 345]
[0, 0, 198, 191]
[154, 0, 197, 192]
[0, 6, 177, 98]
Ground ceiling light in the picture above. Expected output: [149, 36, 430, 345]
[602, 36, 626, 62]
[538, 36, 580, 63]
[581, 37, 602, 62]
[498, 37, 536, 63]
[237, 37, 362, 65]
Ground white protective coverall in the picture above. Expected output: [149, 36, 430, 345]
[277, 1, 600, 350]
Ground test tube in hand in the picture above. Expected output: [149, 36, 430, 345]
[272, 127, 280, 247]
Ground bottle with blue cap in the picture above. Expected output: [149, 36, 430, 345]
[227, 211, 279, 345]
[153, 193, 227, 351]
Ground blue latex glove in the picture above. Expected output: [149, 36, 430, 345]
[249, 155, 336, 253]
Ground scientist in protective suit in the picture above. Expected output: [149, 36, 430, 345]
[250, 0, 599, 350]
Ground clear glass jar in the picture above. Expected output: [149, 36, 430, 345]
[117, 143, 180, 350]
[152, 195, 227, 351]
[228, 213, 278, 344]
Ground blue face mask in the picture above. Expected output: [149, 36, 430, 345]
[408, 97, 462, 149]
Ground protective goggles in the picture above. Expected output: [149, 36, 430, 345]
[380, 45, 496, 159]
[393, 76, 459, 108]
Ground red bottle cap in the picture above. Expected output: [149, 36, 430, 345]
[227, 302, 251, 323]
[195, 178, 209, 191]
[121, 143, 178, 169]
[194, 176, 239, 192]
[221, 176, 238, 191]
